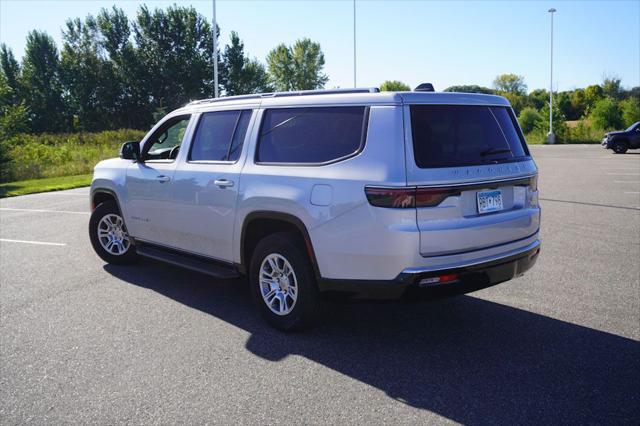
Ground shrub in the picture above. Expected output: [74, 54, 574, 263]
[589, 98, 623, 130]
[518, 107, 543, 134]
[537, 102, 568, 142]
[620, 97, 640, 127]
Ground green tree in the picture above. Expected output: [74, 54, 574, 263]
[60, 16, 119, 131]
[379, 80, 410, 91]
[583, 84, 604, 113]
[21, 31, 68, 132]
[589, 98, 623, 130]
[527, 89, 549, 110]
[555, 91, 576, 121]
[97, 6, 152, 128]
[221, 31, 271, 95]
[134, 5, 219, 111]
[602, 77, 622, 100]
[569, 88, 588, 119]
[0, 73, 29, 139]
[492, 74, 527, 96]
[0, 44, 22, 103]
[493, 74, 527, 115]
[443, 85, 493, 94]
[518, 107, 543, 134]
[267, 38, 328, 91]
[620, 97, 640, 126]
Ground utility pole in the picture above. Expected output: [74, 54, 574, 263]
[353, 0, 357, 88]
[547, 8, 556, 144]
[213, 0, 219, 98]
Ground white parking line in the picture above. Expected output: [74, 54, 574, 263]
[0, 238, 66, 246]
[624, 191, 640, 195]
[605, 173, 640, 176]
[605, 164, 640, 172]
[38, 192, 88, 196]
[0, 207, 89, 215]
[614, 181, 639, 184]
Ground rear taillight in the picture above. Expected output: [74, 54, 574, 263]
[366, 174, 538, 209]
[365, 187, 415, 208]
[365, 186, 457, 208]
[415, 187, 458, 207]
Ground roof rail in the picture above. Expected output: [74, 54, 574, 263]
[187, 87, 380, 106]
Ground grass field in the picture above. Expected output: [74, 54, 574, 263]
[0, 174, 92, 198]
[1, 129, 145, 183]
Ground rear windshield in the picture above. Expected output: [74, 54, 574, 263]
[410, 105, 529, 168]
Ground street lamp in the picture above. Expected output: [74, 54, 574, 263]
[546, 7, 556, 144]
[212, 0, 219, 98]
[353, 0, 357, 87]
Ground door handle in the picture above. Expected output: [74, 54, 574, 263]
[214, 179, 234, 188]
[157, 175, 171, 183]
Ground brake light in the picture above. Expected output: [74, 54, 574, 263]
[365, 175, 537, 209]
[364, 187, 415, 208]
[415, 187, 458, 207]
[365, 186, 458, 208]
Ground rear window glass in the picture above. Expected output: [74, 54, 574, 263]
[410, 105, 529, 168]
[257, 106, 367, 164]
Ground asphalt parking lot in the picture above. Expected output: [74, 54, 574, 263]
[1, 145, 638, 424]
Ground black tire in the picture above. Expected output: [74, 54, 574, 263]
[249, 232, 318, 331]
[89, 200, 138, 265]
[612, 140, 628, 154]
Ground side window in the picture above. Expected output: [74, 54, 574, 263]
[189, 110, 252, 162]
[256, 106, 368, 164]
[145, 115, 191, 161]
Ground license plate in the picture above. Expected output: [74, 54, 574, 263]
[477, 190, 503, 214]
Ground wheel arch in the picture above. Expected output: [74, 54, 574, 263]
[91, 188, 122, 213]
[240, 211, 320, 278]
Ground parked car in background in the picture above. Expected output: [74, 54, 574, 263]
[601, 122, 640, 154]
[88, 87, 541, 331]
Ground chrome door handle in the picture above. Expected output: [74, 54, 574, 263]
[157, 175, 171, 183]
[214, 179, 234, 188]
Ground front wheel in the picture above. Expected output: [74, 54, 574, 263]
[612, 141, 628, 154]
[249, 232, 318, 331]
[89, 200, 138, 264]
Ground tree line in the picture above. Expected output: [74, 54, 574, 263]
[0, 4, 328, 137]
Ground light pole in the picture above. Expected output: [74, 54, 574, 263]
[212, 0, 219, 98]
[353, 0, 357, 87]
[546, 7, 556, 144]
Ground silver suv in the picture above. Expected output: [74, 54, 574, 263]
[89, 87, 541, 330]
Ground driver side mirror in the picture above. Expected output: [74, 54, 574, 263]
[120, 141, 141, 161]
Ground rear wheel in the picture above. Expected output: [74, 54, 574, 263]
[249, 232, 318, 331]
[89, 200, 138, 264]
[612, 140, 628, 154]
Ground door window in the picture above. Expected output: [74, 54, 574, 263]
[188, 110, 252, 162]
[144, 115, 191, 161]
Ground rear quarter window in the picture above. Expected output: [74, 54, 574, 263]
[410, 105, 529, 168]
[256, 106, 368, 164]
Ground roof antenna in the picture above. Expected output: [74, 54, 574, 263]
[414, 83, 435, 92]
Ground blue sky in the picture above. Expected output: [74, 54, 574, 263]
[1, 0, 638, 93]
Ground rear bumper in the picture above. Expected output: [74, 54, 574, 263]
[318, 240, 541, 300]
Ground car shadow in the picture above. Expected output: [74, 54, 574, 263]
[104, 260, 639, 424]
